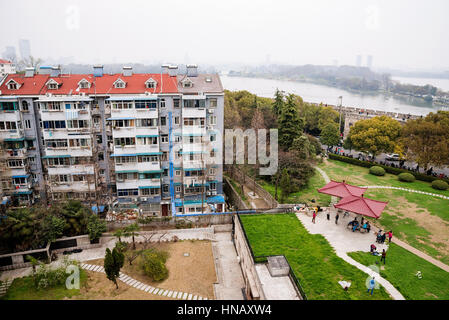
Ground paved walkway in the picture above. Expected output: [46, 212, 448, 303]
[295, 212, 405, 300]
[315, 166, 337, 204]
[212, 232, 245, 300]
[80, 263, 208, 300]
[361, 185, 449, 200]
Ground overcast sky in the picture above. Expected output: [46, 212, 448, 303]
[1, 0, 448, 70]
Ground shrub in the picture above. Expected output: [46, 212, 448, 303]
[432, 180, 449, 191]
[398, 173, 416, 182]
[369, 166, 385, 176]
[139, 249, 169, 281]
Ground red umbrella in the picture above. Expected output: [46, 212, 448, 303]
[317, 180, 367, 198]
[334, 195, 388, 219]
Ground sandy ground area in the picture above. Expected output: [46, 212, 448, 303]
[86, 240, 216, 299]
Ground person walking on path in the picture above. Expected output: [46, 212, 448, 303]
[381, 249, 387, 265]
[388, 231, 393, 243]
[335, 213, 339, 225]
[312, 210, 317, 224]
[367, 277, 376, 295]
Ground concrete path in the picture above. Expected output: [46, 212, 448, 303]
[315, 166, 338, 204]
[295, 211, 405, 300]
[80, 263, 208, 300]
[212, 232, 245, 300]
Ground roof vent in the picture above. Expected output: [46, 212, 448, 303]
[168, 65, 178, 77]
[186, 64, 198, 77]
[93, 65, 104, 77]
[161, 64, 170, 74]
[50, 66, 61, 77]
[25, 67, 35, 77]
[122, 66, 133, 77]
[39, 66, 52, 75]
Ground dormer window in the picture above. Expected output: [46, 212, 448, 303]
[6, 79, 20, 90]
[145, 78, 157, 89]
[78, 79, 91, 89]
[181, 78, 193, 88]
[46, 79, 60, 90]
[114, 78, 126, 89]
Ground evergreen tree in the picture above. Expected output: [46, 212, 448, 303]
[272, 89, 285, 116]
[104, 248, 124, 289]
[280, 169, 291, 202]
[278, 94, 304, 151]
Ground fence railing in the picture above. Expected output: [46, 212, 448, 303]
[234, 214, 308, 300]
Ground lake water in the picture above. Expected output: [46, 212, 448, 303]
[221, 75, 445, 116]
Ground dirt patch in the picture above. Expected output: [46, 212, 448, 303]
[243, 185, 269, 209]
[86, 240, 216, 299]
[383, 197, 449, 256]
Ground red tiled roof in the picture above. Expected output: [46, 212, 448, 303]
[333, 195, 388, 219]
[1, 73, 179, 96]
[317, 180, 367, 198]
[0, 59, 12, 64]
[0, 74, 50, 95]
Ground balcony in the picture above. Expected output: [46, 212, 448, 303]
[115, 161, 160, 173]
[182, 108, 206, 119]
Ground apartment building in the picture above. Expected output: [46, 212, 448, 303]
[0, 64, 225, 216]
[0, 59, 16, 78]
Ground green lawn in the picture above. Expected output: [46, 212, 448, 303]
[1, 269, 87, 300]
[258, 168, 332, 206]
[240, 213, 392, 300]
[318, 159, 449, 265]
[348, 244, 449, 300]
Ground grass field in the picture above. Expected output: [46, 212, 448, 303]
[240, 213, 392, 300]
[348, 243, 449, 300]
[2, 269, 87, 300]
[258, 168, 332, 206]
[318, 159, 449, 265]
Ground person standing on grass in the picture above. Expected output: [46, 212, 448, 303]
[335, 213, 339, 225]
[388, 230, 393, 243]
[367, 277, 376, 295]
[381, 249, 386, 264]
[312, 210, 317, 224]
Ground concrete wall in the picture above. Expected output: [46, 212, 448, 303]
[232, 215, 265, 300]
[223, 176, 248, 210]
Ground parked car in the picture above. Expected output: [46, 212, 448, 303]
[385, 153, 400, 161]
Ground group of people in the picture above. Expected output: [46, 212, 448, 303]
[370, 244, 387, 265]
[376, 230, 393, 244]
[347, 216, 371, 233]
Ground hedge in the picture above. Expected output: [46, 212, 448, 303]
[369, 166, 386, 176]
[432, 180, 449, 191]
[328, 153, 449, 184]
[398, 172, 416, 182]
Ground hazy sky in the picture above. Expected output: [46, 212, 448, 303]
[1, 0, 448, 70]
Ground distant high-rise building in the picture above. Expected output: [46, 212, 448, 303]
[366, 55, 373, 69]
[19, 39, 31, 60]
[2, 46, 17, 62]
[356, 55, 362, 67]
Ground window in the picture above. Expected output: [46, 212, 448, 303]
[21, 100, 29, 111]
[175, 185, 181, 193]
[46, 80, 59, 90]
[135, 100, 157, 109]
[210, 134, 216, 142]
[117, 189, 138, 197]
[78, 79, 90, 89]
[161, 152, 168, 161]
[98, 153, 104, 161]
[69, 138, 89, 148]
[136, 118, 157, 127]
[163, 185, 169, 193]
[137, 136, 158, 145]
[161, 135, 168, 143]
[160, 116, 166, 126]
[145, 78, 157, 89]
[175, 170, 181, 176]
[140, 188, 160, 196]
[113, 119, 134, 128]
[138, 155, 158, 162]
[209, 116, 217, 125]
[46, 139, 68, 149]
[111, 101, 133, 109]
[41, 101, 62, 111]
[210, 150, 216, 157]
[114, 79, 126, 88]
[159, 99, 165, 108]
[43, 120, 66, 129]
[96, 135, 102, 144]
[173, 99, 180, 108]
[175, 135, 181, 143]
[114, 137, 136, 146]
[209, 182, 217, 190]
[25, 119, 31, 129]
[67, 120, 88, 129]
[174, 116, 180, 125]
[209, 98, 218, 108]
[8, 82, 17, 90]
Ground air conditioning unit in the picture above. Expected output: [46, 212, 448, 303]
[208, 109, 214, 113]
[140, 197, 148, 202]
[133, 198, 138, 202]
[212, 191, 217, 195]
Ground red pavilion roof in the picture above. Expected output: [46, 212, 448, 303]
[317, 180, 367, 198]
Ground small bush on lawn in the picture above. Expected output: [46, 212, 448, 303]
[369, 166, 385, 176]
[398, 172, 416, 182]
[432, 180, 449, 191]
[139, 249, 169, 281]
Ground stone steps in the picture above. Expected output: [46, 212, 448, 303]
[81, 263, 209, 300]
